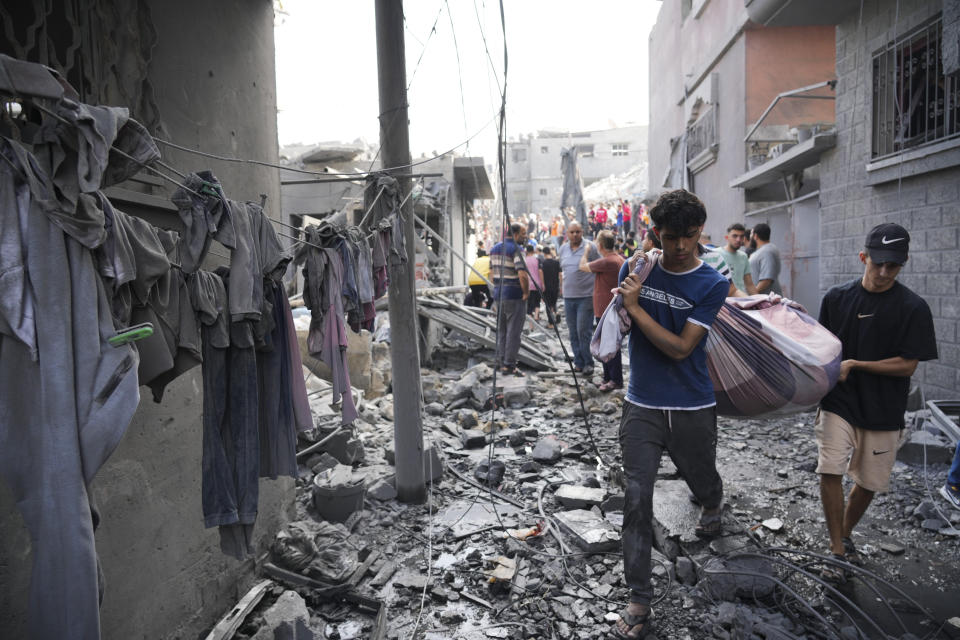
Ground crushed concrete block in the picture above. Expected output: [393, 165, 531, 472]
[601, 494, 625, 512]
[458, 409, 479, 428]
[508, 431, 526, 447]
[531, 438, 562, 464]
[393, 571, 433, 590]
[652, 479, 702, 545]
[520, 461, 541, 473]
[368, 477, 397, 501]
[250, 590, 313, 640]
[761, 517, 784, 532]
[424, 445, 444, 483]
[701, 556, 775, 601]
[880, 541, 906, 555]
[504, 387, 531, 408]
[380, 401, 394, 421]
[461, 429, 487, 449]
[675, 556, 697, 585]
[310, 452, 341, 475]
[898, 430, 954, 465]
[553, 509, 620, 552]
[425, 402, 445, 416]
[555, 485, 606, 510]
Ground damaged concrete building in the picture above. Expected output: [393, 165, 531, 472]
[0, 2, 295, 638]
[649, 0, 960, 397]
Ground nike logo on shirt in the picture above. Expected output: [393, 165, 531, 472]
[881, 236, 906, 244]
[872, 449, 889, 455]
[858, 313, 874, 319]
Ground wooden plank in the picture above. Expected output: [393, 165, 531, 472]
[204, 579, 273, 640]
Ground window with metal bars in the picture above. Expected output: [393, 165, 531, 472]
[872, 15, 960, 159]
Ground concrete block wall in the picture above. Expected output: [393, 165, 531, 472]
[818, 0, 960, 399]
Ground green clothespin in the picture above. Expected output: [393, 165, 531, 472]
[108, 322, 154, 347]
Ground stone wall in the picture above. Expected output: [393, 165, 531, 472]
[818, 0, 960, 398]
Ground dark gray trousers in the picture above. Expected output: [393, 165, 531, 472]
[619, 403, 722, 605]
[496, 298, 526, 368]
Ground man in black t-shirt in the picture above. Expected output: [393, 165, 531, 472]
[815, 223, 937, 582]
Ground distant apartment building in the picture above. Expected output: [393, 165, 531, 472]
[505, 125, 648, 216]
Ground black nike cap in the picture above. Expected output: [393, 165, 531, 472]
[864, 222, 910, 265]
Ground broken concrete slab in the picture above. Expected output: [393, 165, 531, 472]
[600, 494, 625, 512]
[553, 509, 620, 552]
[531, 438, 563, 464]
[555, 485, 606, 510]
[368, 477, 397, 501]
[460, 429, 487, 449]
[652, 479, 703, 550]
[434, 501, 523, 539]
[392, 571, 433, 590]
[249, 590, 313, 640]
[897, 430, 955, 465]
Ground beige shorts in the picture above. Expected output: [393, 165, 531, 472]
[814, 410, 904, 492]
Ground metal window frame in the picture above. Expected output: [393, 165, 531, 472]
[871, 14, 959, 160]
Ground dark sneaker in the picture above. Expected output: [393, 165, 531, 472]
[940, 484, 960, 511]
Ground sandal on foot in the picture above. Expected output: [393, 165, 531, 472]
[501, 366, 524, 377]
[842, 537, 863, 566]
[613, 609, 653, 639]
[695, 510, 723, 538]
[820, 553, 849, 585]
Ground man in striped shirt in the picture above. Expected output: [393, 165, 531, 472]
[490, 222, 530, 376]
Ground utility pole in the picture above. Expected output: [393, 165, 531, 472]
[375, 0, 426, 503]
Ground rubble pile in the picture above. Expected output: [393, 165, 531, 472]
[219, 336, 960, 640]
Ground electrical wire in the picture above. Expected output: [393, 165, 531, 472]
[153, 110, 500, 180]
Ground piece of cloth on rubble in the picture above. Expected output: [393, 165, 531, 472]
[0, 135, 141, 640]
[258, 279, 299, 479]
[271, 520, 359, 585]
[202, 266, 261, 559]
[170, 171, 237, 273]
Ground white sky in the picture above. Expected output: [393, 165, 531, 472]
[274, 1, 662, 163]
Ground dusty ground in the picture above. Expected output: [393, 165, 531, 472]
[230, 326, 960, 640]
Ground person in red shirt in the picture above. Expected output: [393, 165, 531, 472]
[596, 204, 609, 228]
[622, 200, 632, 235]
[579, 230, 626, 390]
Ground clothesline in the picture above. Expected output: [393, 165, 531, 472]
[21, 97, 421, 259]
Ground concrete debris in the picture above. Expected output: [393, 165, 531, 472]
[483, 556, 517, 582]
[531, 438, 563, 464]
[460, 428, 487, 449]
[249, 590, 314, 640]
[675, 556, 697, 585]
[761, 517, 784, 532]
[897, 429, 955, 465]
[554, 485, 606, 510]
[367, 477, 397, 501]
[553, 509, 620, 552]
[268, 331, 960, 640]
[880, 541, 906, 555]
[600, 494, 625, 512]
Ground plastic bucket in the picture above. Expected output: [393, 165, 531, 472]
[312, 476, 366, 523]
